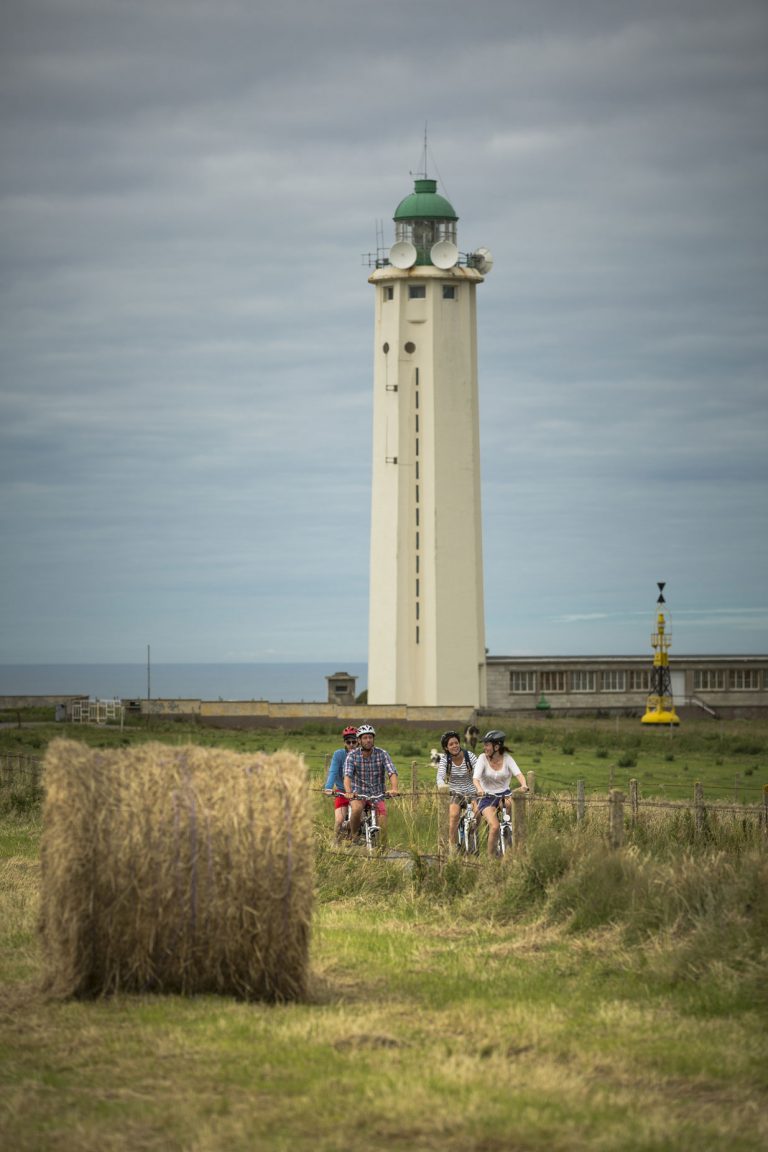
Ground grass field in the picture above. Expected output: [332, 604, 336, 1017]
[2, 711, 767, 802]
[1, 718, 767, 1150]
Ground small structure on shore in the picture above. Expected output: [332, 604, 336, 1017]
[326, 671, 357, 705]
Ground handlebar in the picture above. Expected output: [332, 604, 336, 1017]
[328, 788, 400, 800]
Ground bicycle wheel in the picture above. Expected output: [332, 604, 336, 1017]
[366, 825, 379, 853]
[498, 823, 513, 856]
[466, 824, 479, 855]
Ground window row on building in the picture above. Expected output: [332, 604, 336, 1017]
[383, 284, 458, 301]
[509, 668, 763, 694]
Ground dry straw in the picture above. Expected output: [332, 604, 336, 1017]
[39, 739, 313, 1001]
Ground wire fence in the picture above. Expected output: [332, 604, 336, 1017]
[0, 753, 43, 788]
[3, 752, 766, 856]
[311, 760, 768, 858]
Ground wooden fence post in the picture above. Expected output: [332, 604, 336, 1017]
[694, 781, 705, 836]
[512, 791, 527, 850]
[763, 784, 768, 841]
[438, 787, 451, 859]
[609, 789, 624, 849]
[576, 778, 585, 825]
[629, 778, 639, 827]
[526, 770, 536, 796]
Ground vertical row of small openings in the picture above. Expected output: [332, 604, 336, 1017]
[384, 286, 394, 301]
[415, 367, 420, 645]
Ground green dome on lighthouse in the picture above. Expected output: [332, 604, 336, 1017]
[392, 177, 459, 266]
[393, 178, 458, 222]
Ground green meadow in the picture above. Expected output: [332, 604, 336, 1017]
[1, 715, 766, 1150]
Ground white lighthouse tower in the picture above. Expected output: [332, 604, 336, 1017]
[366, 170, 490, 706]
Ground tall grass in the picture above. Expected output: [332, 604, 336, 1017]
[313, 794, 768, 1011]
[2, 788, 767, 1150]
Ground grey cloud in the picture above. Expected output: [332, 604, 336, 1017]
[1, 0, 766, 662]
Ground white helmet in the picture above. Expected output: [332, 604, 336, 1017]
[356, 724, 376, 737]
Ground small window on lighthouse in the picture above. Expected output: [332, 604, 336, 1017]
[408, 285, 426, 299]
[384, 286, 394, 301]
[442, 285, 456, 300]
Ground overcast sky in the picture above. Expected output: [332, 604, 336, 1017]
[1, 0, 767, 668]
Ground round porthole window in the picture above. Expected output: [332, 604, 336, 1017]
[404, 341, 416, 354]
[382, 342, 389, 353]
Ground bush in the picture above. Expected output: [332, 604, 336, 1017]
[546, 845, 647, 931]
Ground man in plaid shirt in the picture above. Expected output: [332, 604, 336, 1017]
[343, 723, 398, 843]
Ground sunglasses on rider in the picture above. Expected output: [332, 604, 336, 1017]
[344, 737, 358, 744]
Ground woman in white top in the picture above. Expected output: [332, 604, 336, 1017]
[472, 729, 528, 857]
[435, 730, 478, 849]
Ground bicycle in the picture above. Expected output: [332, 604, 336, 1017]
[344, 793, 389, 853]
[495, 794, 514, 857]
[360, 795, 384, 853]
[457, 800, 479, 855]
[476, 790, 515, 857]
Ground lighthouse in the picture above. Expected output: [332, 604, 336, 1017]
[366, 169, 490, 706]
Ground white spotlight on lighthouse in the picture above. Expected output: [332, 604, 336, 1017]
[388, 241, 417, 269]
[430, 240, 459, 269]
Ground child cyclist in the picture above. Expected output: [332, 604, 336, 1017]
[472, 729, 528, 857]
[435, 730, 478, 850]
[323, 726, 359, 839]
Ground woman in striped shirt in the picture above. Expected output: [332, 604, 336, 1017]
[435, 730, 478, 849]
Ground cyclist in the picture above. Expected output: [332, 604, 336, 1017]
[435, 730, 478, 850]
[473, 729, 528, 857]
[343, 724, 399, 845]
[323, 726, 359, 839]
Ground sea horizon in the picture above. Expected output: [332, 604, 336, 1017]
[0, 662, 368, 703]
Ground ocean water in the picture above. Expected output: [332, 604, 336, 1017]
[0, 663, 368, 703]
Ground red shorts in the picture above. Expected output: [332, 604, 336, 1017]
[359, 798, 386, 816]
[334, 794, 350, 810]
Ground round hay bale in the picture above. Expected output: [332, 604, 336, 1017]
[39, 739, 313, 1001]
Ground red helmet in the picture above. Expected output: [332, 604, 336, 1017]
[342, 726, 358, 740]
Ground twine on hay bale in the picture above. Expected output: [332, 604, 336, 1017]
[39, 739, 313, 1001]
